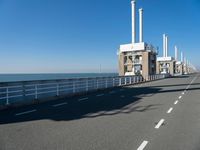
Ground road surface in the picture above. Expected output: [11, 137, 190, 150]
[0, 74, 200, 150]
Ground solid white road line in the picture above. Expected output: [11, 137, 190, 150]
[155, 119, 165, 129]
[167, 107, 173, 114]
[174, 100, 178, 105]
[179, 96, 182, 99]
[96, 94, 104, 97]
[53, 102, 67, 107]
[137, 141, 149, 150]
[78, 97, 89, 101]
[15, 109, 37, 116]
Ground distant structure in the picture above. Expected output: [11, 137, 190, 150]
[156, 34, 176, 76]
[174, 46, 184, 75]
[118, 0, 157, 78]
[183, 57, 188, 74]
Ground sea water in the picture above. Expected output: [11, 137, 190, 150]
[0, 73, 118, 82]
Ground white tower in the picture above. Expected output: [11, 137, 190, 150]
[139, 8, 143, 43]
[163, 34, 166, 57]
[165, 36, 168, 57]
[131, 0, 136, 43]
[181, 52, 183, 62]
[175, 45, 178, 61]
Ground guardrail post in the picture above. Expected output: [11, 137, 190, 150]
[56, 83, 59, 96]
[119, 78, 122, 86]
[125, 77, 127, 85]
[105, 78, 108, 88]
[97, 79, 99, 89]
[113, 78, 115, 87]
[86, 79, 89, 92]
[73, 80, 76, 93]
[6, 87, 9, 105]
[35, 85, 38, 100]
[130, 77, 132, 84]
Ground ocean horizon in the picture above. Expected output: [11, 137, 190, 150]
[0, 73, 118, 83]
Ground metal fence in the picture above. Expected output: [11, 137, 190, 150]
[0, 74, 168, 107]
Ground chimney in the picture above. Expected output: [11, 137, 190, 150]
[175, 45, 178, 61]
[139, 8, 143, 43]
[163, 34, 166, 57]
[181, 52, 183, 62]
[165, 35, 168, 57]
[131, 0, 136, 43]
[184, 57, 186, 65]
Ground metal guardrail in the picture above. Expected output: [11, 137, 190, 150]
[0, 74, 168, 107]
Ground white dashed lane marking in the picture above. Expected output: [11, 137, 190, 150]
[53, 102, 67, 107]
[155, 119, 165, 129]
[137, 141, 149, 150]
[15, 109, 37, 116]
[96, 94, 104, 97]
[174, 100, 178, 105]
[78, 97, 89, 101]
[167, 107, 173, 114]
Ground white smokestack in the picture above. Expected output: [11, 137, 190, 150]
[163, 34, 166, 57]
[165, 35, 168, 57]
[139, 8, 143, 43]
[181, 52, 183, 62]
[175, 45, 178, 61]
[131, 0, 136, 43]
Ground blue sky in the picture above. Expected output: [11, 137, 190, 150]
[0, 0, 199, 73]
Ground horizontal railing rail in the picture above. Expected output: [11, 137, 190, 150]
[0, 74, 169, 107]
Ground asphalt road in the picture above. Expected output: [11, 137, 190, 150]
[0, 74, 199, 150]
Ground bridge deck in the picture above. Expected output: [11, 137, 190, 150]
[0, 74, 199, 150]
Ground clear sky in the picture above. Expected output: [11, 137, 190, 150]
[0, 0, 199, 73]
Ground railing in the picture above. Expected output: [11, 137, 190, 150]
[0, 74, 168, 107]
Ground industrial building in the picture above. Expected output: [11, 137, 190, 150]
[118, 0, 157, 78]
[174, 48, 184, 75]
[156, 34, 176, 76]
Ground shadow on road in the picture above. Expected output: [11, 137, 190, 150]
[0, 86, 162, 124]
[0, 74, 198, 125]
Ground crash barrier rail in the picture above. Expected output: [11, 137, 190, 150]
[0, 74, 169, 107]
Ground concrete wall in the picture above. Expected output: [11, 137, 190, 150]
[169, 61, 175, 76]
[119, 50, 157, 77]
[118, 53, 125, 76]
[156, 60, 175, 76]
[142, 51, 149, 77]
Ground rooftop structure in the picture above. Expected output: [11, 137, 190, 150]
[118, 0, 157, 78]
[157, 34, 176, 76]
